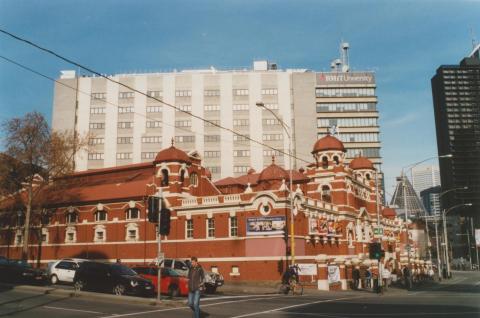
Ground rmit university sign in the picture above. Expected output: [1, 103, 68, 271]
[316, 72, 375, 85]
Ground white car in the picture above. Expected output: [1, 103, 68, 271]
[47, 258, 86, 285]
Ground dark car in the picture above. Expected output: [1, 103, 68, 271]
[0, 259, 47, 284]
[73, 261, 154, 296]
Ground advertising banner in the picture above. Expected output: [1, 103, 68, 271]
[297, 264, 317, 276]
[327, 265, 340, 284]
[246, 216, 286, 236]
[309, 218, 342, 237]
[475, 229, 480, 247]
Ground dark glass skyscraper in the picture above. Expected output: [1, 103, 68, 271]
[431, 45, 480, 260]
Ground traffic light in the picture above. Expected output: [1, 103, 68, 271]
[159, 208, 171, 236]
[147, 196, 159, 223]
[369, 242, 383, 260]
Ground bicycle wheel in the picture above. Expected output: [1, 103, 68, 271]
[292, 282, 304, 296]
[275, 282, 289, 295]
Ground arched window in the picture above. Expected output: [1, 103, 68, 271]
[65, 226, 77, 243]
[94, 209, 107, 222]
[322, 156, 328, 169]
[333, 156, 339, 165]
[161, 169, 169, 186]
[125, 223, 139, 241]
[189, 172, 198, 186]
[321, 185, 331, 203]
[365, 173, 371, 180]
[180, 170, 185, 183]
[94, 224, 106, 242]
[125, 208, 139, 220]
[66, 209, 78, 224]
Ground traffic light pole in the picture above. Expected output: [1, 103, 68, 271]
[157, 207, 162, 302]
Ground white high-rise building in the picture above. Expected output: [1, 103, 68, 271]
[52, 47, 382, 180]
[411, 165, 441, 195]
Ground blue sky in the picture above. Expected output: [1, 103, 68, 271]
[0, 0, 479, 197]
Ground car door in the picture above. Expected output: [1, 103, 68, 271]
[55, 261, 75, 282]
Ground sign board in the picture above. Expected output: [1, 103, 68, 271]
[328, 265, 340, 284]
[373, 227, 384, 236]
[297, 264, 317, 276]
[316, 72, 375, 85]
[246, 216, 286, 236]
[476, 229, 480, 247]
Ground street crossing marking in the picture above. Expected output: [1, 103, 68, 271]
[229, 296, 364, 318]
[43, 306, 104, 314]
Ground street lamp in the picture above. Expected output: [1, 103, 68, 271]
[400, 154, 452, 268]
[443, 203, 473, 278]
[256, 101, 295, 266]
[435, 186, 468, 275]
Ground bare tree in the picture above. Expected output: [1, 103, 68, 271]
[1, 111, 88, 261]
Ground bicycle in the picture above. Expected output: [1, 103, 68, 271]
[277, 278, 304, 295]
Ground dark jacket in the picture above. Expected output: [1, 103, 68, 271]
[352, 268, 360, 280]
[188, 264, 205, 292]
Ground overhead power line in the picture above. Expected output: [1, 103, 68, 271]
[0, 28, 312, 165]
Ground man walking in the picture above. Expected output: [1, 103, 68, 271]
[188, 256, 205, 318]
[352, 266, 360, 290]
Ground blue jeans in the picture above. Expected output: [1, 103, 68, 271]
[188, 290, 201, 318]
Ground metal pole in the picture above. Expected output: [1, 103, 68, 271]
[472, 217, 479, 270]
[156, 192, 162, 302]
[443, 209, 450, 278]
[434, 217, 442, 276]
[289, 137, 295, 266]
[375, 171, 382, 289]
[403, 174, 410, 268]
[466, 228, 472, 270]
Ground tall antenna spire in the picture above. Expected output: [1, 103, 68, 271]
[471, 27, 477, 50]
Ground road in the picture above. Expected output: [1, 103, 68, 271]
[0, 271, 479, 318]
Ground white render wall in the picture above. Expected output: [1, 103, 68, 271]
[53, 71, 300, 179]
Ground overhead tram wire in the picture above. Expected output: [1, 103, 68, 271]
[0, 28, 311, 165]
[0, 54, 316, 165]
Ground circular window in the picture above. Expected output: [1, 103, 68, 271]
[259, 202, 271, 216]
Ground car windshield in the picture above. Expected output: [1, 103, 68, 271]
[163, 268, 180, 277]
[111, 264, 137, 276]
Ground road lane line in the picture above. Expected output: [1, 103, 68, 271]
[229, 296, 364, 318]
[97, 295, 282, 318]
[43, 306, 104, 314]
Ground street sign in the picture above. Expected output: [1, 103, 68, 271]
[373, 227, 384, 236]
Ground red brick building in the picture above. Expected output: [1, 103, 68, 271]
[0, 135, 412, 290]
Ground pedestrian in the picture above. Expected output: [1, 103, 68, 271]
[188, 256, 205, 318]
[365, 267, 372, 289]
[402, 266, 412, 290]
[352, 266, 360, 290]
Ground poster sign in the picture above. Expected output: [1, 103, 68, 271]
[475, 229, 480, 247]
[327, 265, 340, 284]
[246, 216, 286, 236]
[309, 218, 342, 237]
[297, 264, 317, 276]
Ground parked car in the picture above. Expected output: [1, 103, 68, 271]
[47, 258, 86, 285]
[73, 261, 154, 296]
[0, 259, 47, 284]
[162, 258, 224, 294]
[132, 266, 189, 297]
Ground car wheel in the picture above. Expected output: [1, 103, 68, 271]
[205, 285, 217, 294]
[50, 274, 58, 285]
[168, 284, 179, 298]
[74, 280, 85, 292]
[113, 284, 126, 296]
